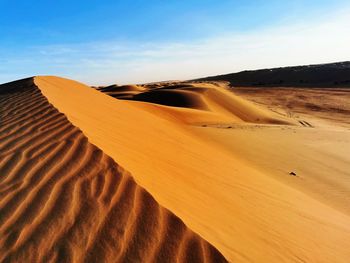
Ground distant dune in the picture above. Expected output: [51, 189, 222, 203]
[95, 81, 293, 125]
[0, 78, 227, 262]
[1, 74, 350, 263]
[196, 61, 350, 87]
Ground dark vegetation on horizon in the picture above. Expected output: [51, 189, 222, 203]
[196, 61, 350, 88]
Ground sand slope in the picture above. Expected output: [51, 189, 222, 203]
[211, 86, 350, 216]
[35, 76, 350, 263]
[0, 78, 227, 262]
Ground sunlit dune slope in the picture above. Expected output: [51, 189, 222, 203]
[35, 76, 350, 263]
[0, 78, 227, 263]
[207, 86, 350, 217]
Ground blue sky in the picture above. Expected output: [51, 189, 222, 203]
[1, 0, 350, 84]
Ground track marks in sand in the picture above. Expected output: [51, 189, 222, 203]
[298, 120, 313, 127]
[0, 79, 227, 263]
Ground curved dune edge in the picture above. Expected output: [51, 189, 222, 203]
[34, 76, 350, 263]
[0, 78, 227, 262]
[96, 81, 295, 126]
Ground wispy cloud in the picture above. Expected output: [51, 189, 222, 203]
[1, 6, 350, 85]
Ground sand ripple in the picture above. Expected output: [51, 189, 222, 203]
[0, 78, 227, 263]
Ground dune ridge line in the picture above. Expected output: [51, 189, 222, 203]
[0, 78, 227, 263]
[33, 76, 350, 263]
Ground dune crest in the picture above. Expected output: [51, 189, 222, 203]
[0, 78, 227, 262]
[34, 76, 350, 263]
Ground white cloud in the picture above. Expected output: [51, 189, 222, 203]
[2, 6, 350, 85]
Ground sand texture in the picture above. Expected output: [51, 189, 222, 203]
[33, 76, 350, 262]
[0, 78, 227, 263]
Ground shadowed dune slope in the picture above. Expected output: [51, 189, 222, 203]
[0, 78, 227, 263]
[35, 76, 350, 263]
[97, 85, 145, 100]
[132, 89, 210, 110]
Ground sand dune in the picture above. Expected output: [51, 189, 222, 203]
[96, 81, 294, 125]
[34, 76, 350, 262]
[0, 78, 227, 262]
